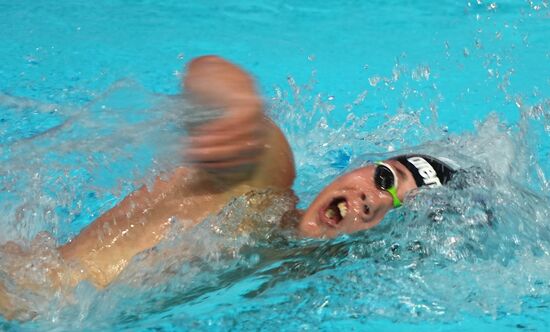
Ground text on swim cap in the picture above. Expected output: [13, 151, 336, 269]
[407, 157, 442, 187]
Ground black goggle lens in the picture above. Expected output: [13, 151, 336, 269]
[374, 165, 395, 190]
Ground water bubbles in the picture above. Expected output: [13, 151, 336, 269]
[531, 104, 544, 117]
[515, 96, 523, 108]
[392, 67, 401, 81]
[475, 38, 483, 49]
[318, 117, 328, 129]
[411, 65, 431, 81]
[522, 33, 530, 46]
[487, 2, 497, 11]
[25, 55, 39, 65]
[441, 41, 451, 58]
[177, 53, 185, 60]
[498, 68, 514, 92]
[463, 47, 471, 57]
[307, 54, 316, 61]
[528, 0, 546, 11]
[369, 76, 381, 87]
[286, 75, 298, 91]
[352, 90, 368, 106]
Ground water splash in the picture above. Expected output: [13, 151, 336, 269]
[0, 80, 228, 243]
[0, 82, 548, 330]
[1, 2, 549, 328]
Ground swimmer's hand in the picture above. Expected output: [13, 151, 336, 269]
[183, 56, 267, 174]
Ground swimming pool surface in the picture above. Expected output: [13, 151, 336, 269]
[1, 0, 549, 331]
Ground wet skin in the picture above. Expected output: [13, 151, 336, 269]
[0, 56, 421, 320]
[57, 56, 418, 287]
[299, 160, 418, 238]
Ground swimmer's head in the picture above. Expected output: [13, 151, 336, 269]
[298, 162, 417, 238]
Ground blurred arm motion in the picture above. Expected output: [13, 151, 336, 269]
[60, 56, 296, 287]
[0, 55, 296, 320]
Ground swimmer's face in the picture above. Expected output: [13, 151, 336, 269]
[299, 165, 397, 238]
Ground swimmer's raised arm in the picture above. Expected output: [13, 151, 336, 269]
[57, 56, 295, 288]
[183, 56, 294, 186]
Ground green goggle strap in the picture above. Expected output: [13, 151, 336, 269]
[386, 186, 402, 208]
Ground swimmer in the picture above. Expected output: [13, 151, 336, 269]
[0, 56, 459, 318]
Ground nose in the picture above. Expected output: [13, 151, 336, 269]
[358, 191, 372, 220]
[356, 189, 393, 222]
[362, 204, 370, 216]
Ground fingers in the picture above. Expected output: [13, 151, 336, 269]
[188, 121, 264, 148]
[184, 107, 268, 170]
[190, 103, 262, 133]
[180, 56, 267, 173]
[185, 126, 265, 169]
[190, 156, 261, 171]
[186, 137, 264, 164]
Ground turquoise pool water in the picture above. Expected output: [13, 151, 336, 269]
[1, 0, 549, 330]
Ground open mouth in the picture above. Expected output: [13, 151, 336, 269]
[321, 196, 348, 225]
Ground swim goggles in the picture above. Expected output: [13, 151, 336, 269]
[374, 162, 402, 208]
